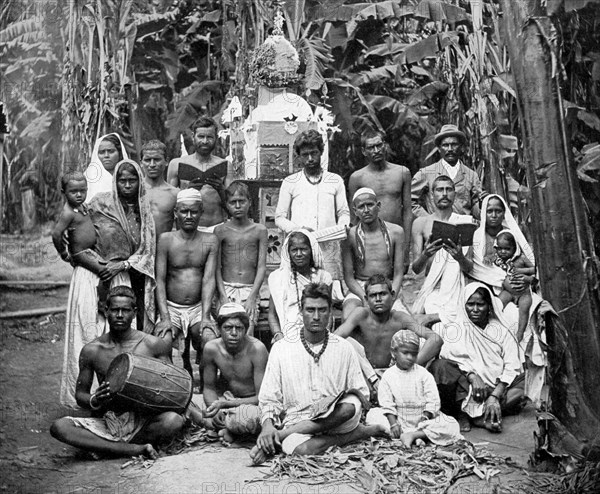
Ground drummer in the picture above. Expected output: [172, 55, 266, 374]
[201, 303, 269, 443]
[50, 286, 202, 458]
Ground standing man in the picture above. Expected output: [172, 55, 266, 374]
[202, 303, 269, 443]
[342, 188, 406, 320]
[154, 189, 219, 376]
[141, 140, 179, 238]
[411, 175, 474, 321]
[348, 131, 412, 269]
[411, 124, 484, 219]
[167, 117, 229, 230]
[275, 129, 350, 284]
[50, 286, 190, 459]
[250, 283, 388, 465]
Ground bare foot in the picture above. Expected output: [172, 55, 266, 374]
[361, 423, 390, 439]
[472, 417, 502, 433]
[218, 429, 234, 445]
[250, 445, 269, 466]
[457, 412, 471, 432]
[400, 431, 418, 448]
[415, 438, 426, 447]
[141, 444, 159, 460]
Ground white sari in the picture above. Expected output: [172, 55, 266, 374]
[84, 133, 128, 202]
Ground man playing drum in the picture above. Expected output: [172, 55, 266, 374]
[51, 286, 201, 458]
[201, 303, 269, 443]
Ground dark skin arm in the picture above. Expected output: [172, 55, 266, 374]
[396, 312, 443, 365]
[268, 296, 284, 343]
[334, 308, 366, 338]
[154, 234, 172, 338]
[390, 226, 405, 298]
[52, 208, 75, 262]
[74, 345, 110, 411]
[201, 342, 221, 412]
[246, 228, 268, 315]
[342, 233, 366, 299]
[201, 236, 219, 327]
[401, 168, 413, 263]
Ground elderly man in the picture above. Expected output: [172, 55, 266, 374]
[411, 124, 484, 219]
[411, 175, 474, 321]
[50, 286, 195, 458]
[349, 131, 412, 269]
[202, 303, 269, 443]
[141, 140, 179, 238]
[167, 116, 229, 230]
[342, 187, 407, 320]
[155, 188, 219, 376]
[250, 283, 388, 465]
[275, 129, 350, 284]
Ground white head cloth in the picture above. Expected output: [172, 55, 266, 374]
[352, 187, 377, 203]
[218, 302, 246, 318]
[176, 188, 203, 204]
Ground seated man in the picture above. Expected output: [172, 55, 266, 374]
[202, 303, 269, 443]
[251, 283, 388, 465]
[342, 188, 407, 320]
[50, 286, 200, 458]
[411, 176, 473, 321]
[335, 274, 442, 394]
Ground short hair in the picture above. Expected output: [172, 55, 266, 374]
[432, 175, 455, 190]
[106, 285, 136, 308]
[140, 140, 167, 161]
[294, 129, 324, 155]
[192, 116, 218, 135]
[361, 130, 385, 148]
[225, 181, 251, 201]
[101, 134, 124, 161]
[217, 313, 250, 330]
[496, 231, 517, 248]
[300, 283, 332, 308]
[364, 274, 393, 295]
[60, 171, 86, 192]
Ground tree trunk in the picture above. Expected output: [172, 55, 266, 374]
[499, 0, 600, 443]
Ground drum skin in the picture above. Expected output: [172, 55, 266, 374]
[106, 353, 192, 415]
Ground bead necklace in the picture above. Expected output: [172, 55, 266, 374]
[300, 328, 329, 363]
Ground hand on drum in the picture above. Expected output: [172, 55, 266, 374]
[91, 381, 112, 409]
[155, 319, 173, 339]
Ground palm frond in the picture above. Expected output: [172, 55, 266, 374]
[297, 37, 333, 91]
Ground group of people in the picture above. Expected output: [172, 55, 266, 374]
[49, 118, 547, 465]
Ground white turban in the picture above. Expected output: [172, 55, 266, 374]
[352, 187, 377, 203]
[176, 188, 203, 204]
[218, 302, 246, 318]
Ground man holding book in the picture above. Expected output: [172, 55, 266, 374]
[411, 175, 474, 321]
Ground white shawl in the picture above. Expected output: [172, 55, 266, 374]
[84, 133, 129, 203]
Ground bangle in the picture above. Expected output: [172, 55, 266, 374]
[390, 424, 401, 429]
[489, 394, 500, 401]
[89, 394, 102, 410]
[271, 332, 283, 343]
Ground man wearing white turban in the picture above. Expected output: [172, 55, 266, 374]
[155, 188, 219, 379]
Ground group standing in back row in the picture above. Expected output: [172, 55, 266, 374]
[52, 118, 541, 462]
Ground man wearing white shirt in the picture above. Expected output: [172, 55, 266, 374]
[250, 283, 388, 464]
[411, 125, 484, 219]
[275, 130, 350, 280]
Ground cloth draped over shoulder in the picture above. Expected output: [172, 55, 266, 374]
[88, 159, 156, 331]
[355, 219, 392, 268]
[268, 229, 332, 341]
[84, 133, 128, 203]
[435, 282, 522, 389]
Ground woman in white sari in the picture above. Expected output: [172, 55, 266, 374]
[268, 230, 332, 344]
[470, 194, 550, 405]
[84, 133, 128, 202]
[429, 283, 524, 432]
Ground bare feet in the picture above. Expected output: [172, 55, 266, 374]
[457, 412, 471, 432]
[472, 417, 502, 433]
[400, 431, 418, 448]
[141, 444, 159, 460]
[219, 429, 234, 445]
[250, 445, 269, 466]
[360, 423, 390, 439]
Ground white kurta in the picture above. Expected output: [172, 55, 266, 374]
[259, 334, 368, 428]
[367, 365, 462, 446]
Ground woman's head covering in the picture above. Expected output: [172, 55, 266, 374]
[84, 133, 129, 203]
[279, 229, 325, 272]
[471, 194, 535, 287]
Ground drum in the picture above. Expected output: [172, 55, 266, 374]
[105, 353, 192, 415]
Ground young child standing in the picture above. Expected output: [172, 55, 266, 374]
[214, 182, 268, 336]
[494, 229, 535, 343]
[366, 330, 462, 447]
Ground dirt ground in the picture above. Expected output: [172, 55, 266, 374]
[0, 233, 553, 493]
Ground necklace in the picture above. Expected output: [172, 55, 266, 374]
[300, 329, 329, 363]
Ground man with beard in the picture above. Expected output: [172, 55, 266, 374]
[167, 117, 229, 230]
[341, 188, 406, 320]
[348, 131, 412, 270]
[275, 129, 350, 284]
[154, 189, 219, 376]
[411, 125, 484, 219]
[335, 274, 442, 394]
[201, 303, 269, 443]
[411, 176, 474, 321]
[141, 140, 179, 238]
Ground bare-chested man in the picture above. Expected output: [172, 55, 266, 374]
[167, 116, 229, 230]
[141, 140, 179, 238]
[342, 187, 406, 320]
[335, 274, 442, 396]
[215, 181, 267, 336]
[155, 188, 219, 376]
[348, 131, 412, 269]
[412, 175, 474, 321]
[50, 286, 192, 458]
[202, 303, 268, 443]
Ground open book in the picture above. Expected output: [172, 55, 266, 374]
[179, 161, 228, 184]
[430, 220, 478, 246]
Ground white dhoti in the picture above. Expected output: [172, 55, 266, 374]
[166, 300, 204, 350]
[223, 282, 260, 332]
